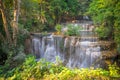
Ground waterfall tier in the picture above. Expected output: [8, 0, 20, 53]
[23, 22, 117, 69]
[31, 23, 105, 68]
[32, 35, 102, 68]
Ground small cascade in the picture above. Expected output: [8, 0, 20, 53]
[31, 22, 102, 68]
[32, 37, 41, 58]
[43, 35, 56, 63]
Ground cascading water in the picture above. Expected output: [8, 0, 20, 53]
[31, 23, 102, 68]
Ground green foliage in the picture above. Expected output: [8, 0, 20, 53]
[55, 24, 62, 32]
[114, 2, 120, 53]
[0, 23, 28, 68]
[41, 31, 48, 36]
[0, 56, 120, 80]
[1, 0, 92, 34]
[88, 0, 120, 52]
[109, 64, 120, 78]
[55, 24, 82, 36]
[79, 0, 92, 15]
[66, 0, 80, 16]
[95, 26, 110, 39]
[19, 0, 86, 32]
[49, 0, 67, 23]
[64, 24, 81, 36]
[17, 24, 29, 45]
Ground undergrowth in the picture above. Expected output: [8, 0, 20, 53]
[0, 56, 120, 80]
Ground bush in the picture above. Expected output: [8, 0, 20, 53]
[95, 26, 110, 39]
[55, 24, 82, 36]
[64, 24, 81, 36]
[55, 24, 62, 32]
[55, 24, 62, 35]
[0, 56, 120, 80]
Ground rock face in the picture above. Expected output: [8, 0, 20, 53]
[30, 22, 117, 68]
[24, 38, 32, 54]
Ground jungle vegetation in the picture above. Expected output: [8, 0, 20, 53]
[0, 0, 120, 79]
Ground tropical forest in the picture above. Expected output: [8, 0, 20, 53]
[0, 0, 120, 80]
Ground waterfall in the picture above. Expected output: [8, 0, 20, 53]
[31, 23, 102, 68]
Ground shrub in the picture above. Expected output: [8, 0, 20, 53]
[55, 24, 62, 35]
[64, 24, 81, 36]
[95, 26, 110, 39]
[0, 56, 120, 80]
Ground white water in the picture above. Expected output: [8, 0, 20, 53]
[31, 23, 102, 68]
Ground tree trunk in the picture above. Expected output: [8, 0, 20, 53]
[12, 0, 20, 46]
[0, 0, 12, 44]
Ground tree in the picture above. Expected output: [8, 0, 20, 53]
[88, 0, 120, 53]
[0, 0, 21, 46]
[0, 0, 12, 44]
[12, 0, 21, 46]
